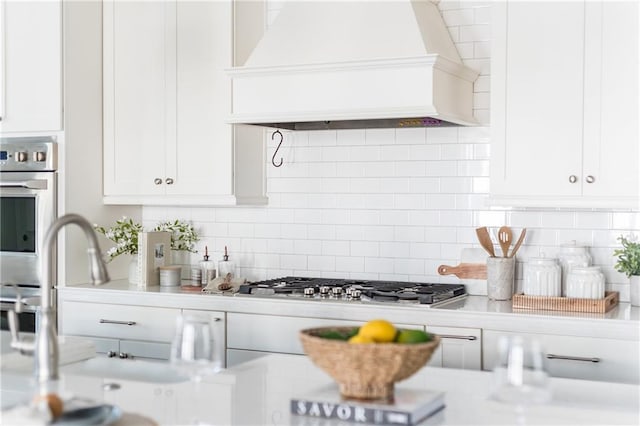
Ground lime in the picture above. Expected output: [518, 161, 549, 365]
[395, 329, 431, 344]
[358, 319, 397, 343]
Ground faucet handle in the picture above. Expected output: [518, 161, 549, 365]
[7, 298, 35, 355]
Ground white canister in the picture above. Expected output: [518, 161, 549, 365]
[159, 265, 182, 287]
[565, 266, 605, 299]
[558, 241, 592, 296]
[523, 258, 561, 297]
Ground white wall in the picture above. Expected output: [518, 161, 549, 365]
[142, 0, 639, 301]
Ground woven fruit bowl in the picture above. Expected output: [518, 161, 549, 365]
[299, 326, 441, 401]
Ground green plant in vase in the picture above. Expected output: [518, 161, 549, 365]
[613, 235, 640, 306]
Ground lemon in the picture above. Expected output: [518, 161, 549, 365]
[348, 334, 374, 344]
[358, 319, 397, 343]
[395, 329, 431, 344]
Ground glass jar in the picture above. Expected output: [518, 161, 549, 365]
[557, 241, 592, 296]
[566, 266, 605, 299]
[523, 258, 561, 297]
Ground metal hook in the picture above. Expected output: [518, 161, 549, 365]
[271, 130, 284, 167]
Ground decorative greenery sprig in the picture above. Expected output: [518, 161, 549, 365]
[153, 220, 199, 253]
[94, 217, 144, 261]
[94, 217, 199, 262]
[613, 235, 640, 278]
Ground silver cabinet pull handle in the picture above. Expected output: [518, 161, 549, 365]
[213, 317, 222, 322]
[438, 334, 477, 341]
[99, 319, 136, 326]
[569, 175, 578, 183]
[154, 178, 162, 185]
[585, 175, 595, 184]
[165, 177, 174, 185]
[103, 383, 121, 391]
[546, 354, 601, 363]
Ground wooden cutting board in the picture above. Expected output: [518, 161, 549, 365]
[438, 248, 487, 279]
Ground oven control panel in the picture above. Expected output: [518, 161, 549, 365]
[0, 137, 58, 172]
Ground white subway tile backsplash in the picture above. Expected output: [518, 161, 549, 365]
[280, 254, 307, 270]
[426, 127, 458, 144]
[337, 129, 366, 146]
[322, 240, 349, 256]
[395, 128, 426, 145]
[308, 255, 336, 272]
[336, 256, 365, 273]
[309, 130, 337, 146]
[460, 24, 490, 42]
[574, 212, 612, 230]
[294, 240, 322, 255]
[365, 129, 395, 145]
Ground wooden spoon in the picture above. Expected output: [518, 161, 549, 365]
[475, 227, 495, 257]
[498, 226, 513, 258]
[509, 228, 527, 258]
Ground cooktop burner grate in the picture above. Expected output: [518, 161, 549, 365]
[238, 277, 466, 305]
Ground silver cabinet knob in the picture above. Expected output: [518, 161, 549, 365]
[165, 177, 174, 185]
[107, 350, 117, 358]
[585, 175, 595, 184]
[16, 152, 28, 162]
[568, 175, 578, 183]
[154, 178, 162, 185]
[118, 352, 129, 359]
[34, 152, 47, 162]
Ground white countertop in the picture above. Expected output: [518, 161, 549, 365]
[2, 353, 639, 425]
[59, 280, 640, 341]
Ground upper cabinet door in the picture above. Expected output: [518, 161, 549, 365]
[490, 1, 639, 208]
[491, 1, 585, 202]
[581, 1, 639, 201]
[103, 1, 170, 197]
[0, 1, 62, 133]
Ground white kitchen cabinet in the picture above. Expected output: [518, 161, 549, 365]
[60, 301, 180, 361]
[0, 0, 62, 133]
[490, 1, 639, 208]
[102, 0, 266, 206]
[483, 330, 640, 384]
[426, 325, 482, 370]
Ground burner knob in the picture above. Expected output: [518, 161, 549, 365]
[303, 287, 315, 297]
[319, 286, 330, 296]
[331, 287, 343, 297]
[34, 151, 47, 162]
[16, 151, 28, 163]
[351, 289, 362, 299]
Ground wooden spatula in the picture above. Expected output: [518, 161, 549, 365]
[476, 227, 495, 257]
[509, 228, 527, 258]
[498, 226, 512, 258]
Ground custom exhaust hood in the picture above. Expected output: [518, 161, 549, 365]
[228, 0, 479, 130]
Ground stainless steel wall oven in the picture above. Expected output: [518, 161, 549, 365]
[0, 137, 57, 333]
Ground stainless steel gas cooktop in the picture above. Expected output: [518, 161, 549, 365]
[238, 277, 467, 307]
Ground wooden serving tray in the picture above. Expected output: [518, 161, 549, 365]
[512, 291, 619, 313]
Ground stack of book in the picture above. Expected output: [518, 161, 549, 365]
[291, 385, 445, 426]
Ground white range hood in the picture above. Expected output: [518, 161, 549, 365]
[228, 0, 479, 130]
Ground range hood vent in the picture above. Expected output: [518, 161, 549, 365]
[228, 0, 479, 130]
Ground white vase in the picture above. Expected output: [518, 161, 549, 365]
[128, 256, 139, 285]
[630, 275, 640, 307]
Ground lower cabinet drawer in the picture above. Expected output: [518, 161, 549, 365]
[61, 301, 180, 343]
[227, 313, 422, 355]
[483, 330, 640, 384]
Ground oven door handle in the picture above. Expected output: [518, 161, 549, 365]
[0, 301, 39, 313]
[0, 179, 48, 190]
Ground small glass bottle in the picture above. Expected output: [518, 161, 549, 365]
[200, 246, 216, 286]
[218, 246, 236, 280]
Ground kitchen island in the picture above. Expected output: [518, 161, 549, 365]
[1, 352, 639, 425]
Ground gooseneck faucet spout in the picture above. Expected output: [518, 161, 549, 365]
[36, 213, 110, 383]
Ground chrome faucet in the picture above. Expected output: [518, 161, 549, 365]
[8, 213, 110, 383]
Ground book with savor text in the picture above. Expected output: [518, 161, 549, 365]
[290, 385, 445, 426]
[136, 231, 171, 287]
